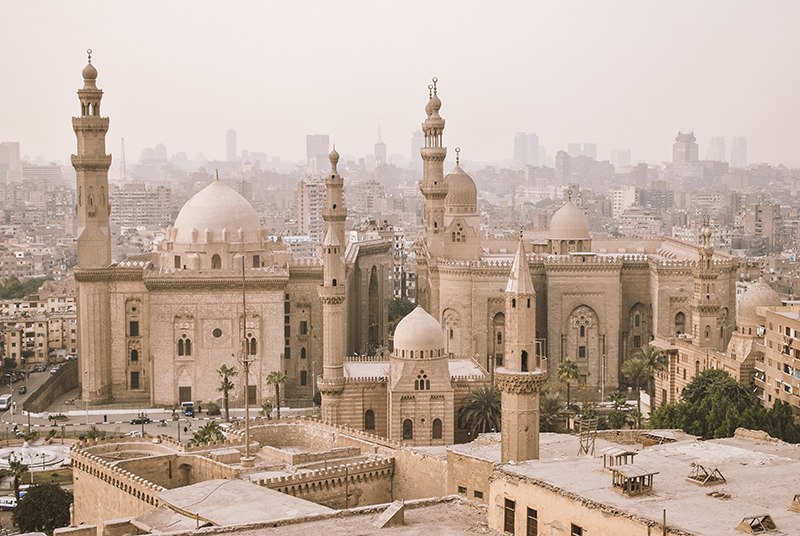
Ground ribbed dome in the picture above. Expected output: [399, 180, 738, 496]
[394, 307, 445, 355]
[173, 179, 262, 245]
[82, 62, 97, 81]
[444, 165, 477, 207]
[549, 199, 590, 241]
[738, 279, 781, 327]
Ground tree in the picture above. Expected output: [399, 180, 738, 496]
[7, 459, 28, 501]
[633, 344, 667, 401]
[621, 355, 652, 428]
[650, 369, 800, 442]
[457, 385, 501, 435]
[267, 371, 287, 420]
[217, 364, 238, 422]
[12, 483, 72, 534]
[190, 421, 225, 445]
[539, 382, 563, 432]
[557, 359, 580, 411]
[259, 401, 273, 419]
[388, 297, 416, 335]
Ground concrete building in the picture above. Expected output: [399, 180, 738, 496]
[306, 134, 330, 173]
[759, 304, 800, 419]
[731, 136, 747, 168]
[109, 181, 171, 228]
[673, 131, 699, 185]
[296, 177, 326, 247]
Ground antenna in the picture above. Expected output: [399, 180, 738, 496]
[120, 138, 126, 181]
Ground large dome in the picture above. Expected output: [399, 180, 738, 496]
[394, 306, 445, 355]
[444, 165, 477, 207]
[738, 279, 781, 327]
[549, 199, 590, 241]
[173, 179, 263, 244]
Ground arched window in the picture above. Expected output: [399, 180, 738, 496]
[332, 279, 337, 287]
[704, 325, 711, 339]
[131, 349, 139, 362]
[497, 332, 502, 344]
[211, 254, 222, 269]
[512, 299, 516, 308]
[365, 409, 375, 430]
[432, 418, 442, 440]
[635, 314, 640, 327]
[521, 350, 528, 372]
[177, 339, 184, 356]
[301, 347, 306, 359]
[415, 380, 419, 390]
[675, 312, 685, 335]
[425, 379, 430, 390]
[185, 338, 191, 356]
[402, 419, 413, 440]
[249, 337, 257, 355]
[579, 325, 585, 338]
[527, 298, 531, 308]
[695, 360, 700, 375]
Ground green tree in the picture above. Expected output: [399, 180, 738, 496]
[259, 401, 273, 419]
[388, 297, 416, 335]
[12, 483, 72, 534]
[217, 364, 238, 422]
[607, 390, 627, 410]
[633, 344, 667, 401]
[7, 459, 28, 501]
[190, 421, 225, 445]
[267, 370, 287, 420]
[650, 369, 800, 442]
[539, 382, 563, 432]
[557, 359, 580, 411]
[458, 385, 502, 435]
[621, 355, 653, 428]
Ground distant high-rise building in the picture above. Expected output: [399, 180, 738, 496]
[673, 131, 699, 181]
[706, 136, 726, 162]
[0, 142, 21, 184]
[567, 143, 582, 158]
[306, 134, 330, 172]
[375, 127, 387, 166]
[297, 177, 327, 246]
[555, 150, 571, 183]
[513, 133, 539, 167]
[582, 143, 597, 161]
[731, 137, 747, 168]
[226, 129, 237, 161]
[611, 149, 631, 169]
[410, 130, 424, 169]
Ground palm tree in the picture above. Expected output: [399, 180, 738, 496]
[557, 359, 580, 411]
[621, 355, 653, 428]
[190, 421, 225, 446]
[634, 344, 667, 402]
[267, 371, 287, 420]
[539, 383, 564, 432]
[8, 459, 28, 501]
[217, 364, 238, 422]
[457, 385, 501, 436]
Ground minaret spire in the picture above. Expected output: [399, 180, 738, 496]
[419, 77, 447, 257]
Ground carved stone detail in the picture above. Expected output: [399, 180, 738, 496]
[496, 368, 546, 395]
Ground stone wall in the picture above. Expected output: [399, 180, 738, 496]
[24, 360, 78, 413]
[383, 446, 447, 500]
[259, 444, 361, 465]
[446, 450, 495, 504]
[255, 458, 394, 509]
[249, 422, 335, 451]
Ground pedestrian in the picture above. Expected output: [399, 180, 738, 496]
[12, 402, 16, 412]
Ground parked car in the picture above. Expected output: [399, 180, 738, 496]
[50, 367, 59, 374]
[0, 496, 15, 511]
[18, 386, 26, 395]
[130, 415, 151, 425]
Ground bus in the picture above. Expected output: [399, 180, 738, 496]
[0, 394, 11, 411]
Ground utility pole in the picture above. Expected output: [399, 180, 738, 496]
[239, 260, 254, 467]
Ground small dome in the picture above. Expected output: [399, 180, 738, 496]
[173, 179, 263, 245]
[429, 93, 442, 115]
[82, 62, 97, 81]
[549, 199, 590, 241]
[444, 165, 477, 207]
[329, 147, 339, 163]
[394, 307, 445, 355]
[738, 279, 781, 327]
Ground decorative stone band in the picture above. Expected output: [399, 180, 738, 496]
[318, 285, 346, 305]
[70, 155, 113, 172]
[317, 376, 346, 396]
[496, 368, 546, 395]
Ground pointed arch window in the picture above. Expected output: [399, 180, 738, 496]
[403, 419, 413, 440]
[521, 350, 528, 372]
[432, 418, 442, 440]
[579, 325, 585, 338]
[635, 314, 640, 327]
[178, 334, 192, 356]
[365, 409, 375, 430]
[130, 349, 139, 362]
[247, 333, 257, 355]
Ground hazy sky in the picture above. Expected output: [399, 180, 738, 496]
[2, 1, 800, 168]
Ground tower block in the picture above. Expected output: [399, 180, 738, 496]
[496, 236, 546, 462]
[318, 149, 348, 423]
[72, 51, 114, 404]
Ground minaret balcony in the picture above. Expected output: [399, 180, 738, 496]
[495, 368, 547, 395]
[319, 284, 346, 304]
[71, 116, 110, 130]
[321, 207, 347, 221]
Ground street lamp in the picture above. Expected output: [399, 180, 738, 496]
[84, 370, 89, 426]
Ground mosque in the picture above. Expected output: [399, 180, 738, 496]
[73, 56, 741, 447]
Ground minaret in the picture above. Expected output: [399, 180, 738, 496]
[72, 51, 113, 404]
[419, 77, 447, 258]
[318, 148, 348, 423]
[72, 49, 112, 268]
[496, 234, 546, 462]
[690, 217, 720, 348]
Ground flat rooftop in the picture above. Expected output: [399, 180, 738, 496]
[499, 435, 800, 536]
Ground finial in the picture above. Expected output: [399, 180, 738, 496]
[567, 189, 573, 201]
[87, 49, 92, 63]
[519, 226, 524, 241]
[428, 84, 433, 98]
[455, 147, 460, 165]
[215, 169, 219, 181]
[432, 77, 438, 95]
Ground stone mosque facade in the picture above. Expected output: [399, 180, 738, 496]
[73, 57, 740, 450]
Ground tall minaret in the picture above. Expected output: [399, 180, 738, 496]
[690, 217, 720, 349]
[318, 148, 348, 423]
[72, 51, 113, 404]
[496, 234, 546, 462]
[419, 78, 447, 258]
[72, 49, 112, 268]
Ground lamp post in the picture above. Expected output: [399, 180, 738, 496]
[84, 370, 89, 426]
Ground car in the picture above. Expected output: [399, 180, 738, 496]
[0, 496, 15, 511]
[36, 365, 46, 373]
[130, 415, 151, 425]
[50, 367, 59, 374]
[18, 386, 26, 395]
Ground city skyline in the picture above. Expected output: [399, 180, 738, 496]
[2, 1, 799, 168]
